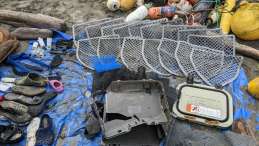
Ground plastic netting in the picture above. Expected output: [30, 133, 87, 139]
[121, 37, 148, 71]
[191, 47, 225, 82]
[163, 25, 187, 40]
[188, 35, 235, 56]
[142, 39, 171, 76]
[129, 18, 168, 37]
[76, 35, 119, 69]
[158, 39, 183, 76]
[113, 24, 132, 38]
[175, 41, 203, 81]
[101, 23, 128, 36]
[97, 37, 121, 59]
[77, 38, 98, 69]
[72, 18, 111, 47]
[202, 56, 243, 86]
[85, 18, 124, 38]
[178, 29, 207, 41]
[141, 24, 164, 39]
[74, 18, 243, 83]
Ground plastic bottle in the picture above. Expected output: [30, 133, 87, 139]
[148, 6, 177, 19]
[125, 4, 151, 22]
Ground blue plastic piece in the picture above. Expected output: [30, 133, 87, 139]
[5, 53, 49, 75]
[231, 68, 254, 121]
[256, 125, 259, 131]
[256, 114, 259, 122]
[90, 55, 122, 73]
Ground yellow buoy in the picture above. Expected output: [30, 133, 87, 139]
[220, 0, 235, 34]
[248, 77, 259, 99]
[231, 3, 259, 40]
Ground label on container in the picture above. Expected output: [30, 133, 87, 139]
[186, 104, 221, 119]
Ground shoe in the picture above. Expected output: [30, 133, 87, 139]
[28, 92, 57, 117]
[0, 100, 32, 124]
[12, 85, 46, 97]
[84, 112, 101, 139]
[15, 73, 47, 87]
[4, 93, 43, 105]
[35, 114, 54, 145]
[0, 125, 24, 144]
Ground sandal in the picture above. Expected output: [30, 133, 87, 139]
[15, 73, 47, 87]
[35, 114, 54, 145]
[0, 100, 32, 124]
[4, 93, 43, 105]
[12, 85, 46, 97]
[28, 92, 57, 117]
[0, 125, 24, 144]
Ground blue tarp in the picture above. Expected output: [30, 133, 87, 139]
[0, 31, 256, 146]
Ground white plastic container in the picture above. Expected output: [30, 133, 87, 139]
[125, 5, 148, 22]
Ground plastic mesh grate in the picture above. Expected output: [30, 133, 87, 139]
[121, 37, 148, 71]
[77, 38, 100, 69]
[72, 18, 111, 47]
[175, 41, 203, 81]
[202, 56, 243, 86]
[141, 24, 164, 39]
[129, 18, 167, 37]
[188, 35, 235, 56]
[101, 23, 128, 36]
[97, 37, 121, 59]
[113, 24, 132, 37]
[163, 25, 186, 40]
[178, 29, 207, 41]
[206, 28, 222, 35]
[85, 18, 124, 38]
[191, 47, 225, 83]
[158, 39, 183, 76]
[142, 39, 171, 76]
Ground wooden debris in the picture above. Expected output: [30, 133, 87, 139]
[236, 43, 259, 60]
[0, 10, 66, 31]
[11, 27, 53, 40]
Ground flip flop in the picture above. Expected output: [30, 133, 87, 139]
[12, 85, 46, 97]
[28, 92, 57, 117]
[15, 73, 47, 87]
[0, 100, 32, 124]
[35, 114, 54, 145]
[27, 117, 41, 146]
[4, 93, 43, 105]
[0, 125, 24, 144]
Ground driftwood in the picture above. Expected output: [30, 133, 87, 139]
[11, 27, 53, 40]
[0, 10, 66, 31]
[236, 43, 259, 60]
